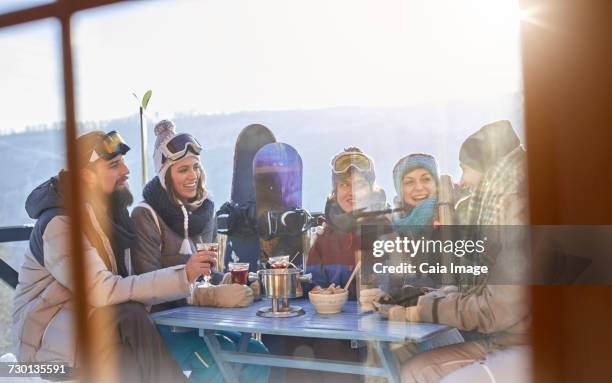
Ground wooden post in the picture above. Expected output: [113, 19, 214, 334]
[139, 106, 148, 186]
[437, 174, 455, 285]
[521, 1, 612, 381]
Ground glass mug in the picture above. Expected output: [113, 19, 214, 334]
[228, 262, 250, 285]
[195, 242, 218, 288]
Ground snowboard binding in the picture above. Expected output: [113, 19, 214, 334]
[258, 208, 317, 240]
[216, 200, 258, 237]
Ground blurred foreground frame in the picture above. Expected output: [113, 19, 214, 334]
[520, 0, 612, 382]
[0, 1, 127, 382]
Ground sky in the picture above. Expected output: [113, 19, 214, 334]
[0, 0, 524, 134]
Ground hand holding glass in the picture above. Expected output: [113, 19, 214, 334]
[195, 243, 218, 288]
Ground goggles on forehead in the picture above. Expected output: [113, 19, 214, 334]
[162, 133, 203, 162]
[89, 131, 130, 162]
[330, 152, 373, 174]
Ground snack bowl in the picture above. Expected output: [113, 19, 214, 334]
[308, 287, 348, 314]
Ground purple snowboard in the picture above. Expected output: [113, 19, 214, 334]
[254, 143, 304, 265]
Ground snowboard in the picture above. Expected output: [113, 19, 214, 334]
[217, 124, 276, 272]
[253, 142, 306, 267]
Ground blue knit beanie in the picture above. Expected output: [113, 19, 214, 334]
[392, 153, 439, 197]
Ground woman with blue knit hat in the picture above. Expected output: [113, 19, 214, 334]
[359, 153, 443, 312]
[377, 121, 530, 383]
[131, 119, 269, 383]
[391, 153, 441, 231]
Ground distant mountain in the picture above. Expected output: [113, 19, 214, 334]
[0, 93, 523, 227]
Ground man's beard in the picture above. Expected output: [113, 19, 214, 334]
[110, 185, 134, 210]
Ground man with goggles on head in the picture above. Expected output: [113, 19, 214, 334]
[13, 130, 212, 382]
[280, 148, 388, 382]
[305, 147, 388, 300]
[329, 149, 378, 215]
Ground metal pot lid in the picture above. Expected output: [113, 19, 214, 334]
[258, 268, 302, 275]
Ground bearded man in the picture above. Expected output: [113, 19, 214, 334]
[12, 131, 214, 382]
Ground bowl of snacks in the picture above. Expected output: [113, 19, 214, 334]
[308, 284, 348, 314]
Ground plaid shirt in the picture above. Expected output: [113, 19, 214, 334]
[464, 147, 528, 226]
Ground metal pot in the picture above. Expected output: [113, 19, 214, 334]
[258, 268, 310, 299]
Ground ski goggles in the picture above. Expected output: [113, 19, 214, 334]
[330, 152, 373, 174]
[89, 131, 130, 162]
[162, 133, 202, 162]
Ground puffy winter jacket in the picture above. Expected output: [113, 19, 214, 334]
[131, 201, 222, 311]
[415, 145, 530, 349]
[12, 176, 191, 365]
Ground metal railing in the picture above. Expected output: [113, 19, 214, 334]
[0, 225, 33, 288]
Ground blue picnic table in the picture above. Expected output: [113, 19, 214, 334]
[151, 299, 463, 383]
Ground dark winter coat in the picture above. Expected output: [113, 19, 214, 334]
[13, 175, 191, 365]
[131, 177, 220, 311]
[305, 189, 389, 300]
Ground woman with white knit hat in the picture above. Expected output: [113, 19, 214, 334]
[131, 119, 269, 383]
[131, 119, 228, 300]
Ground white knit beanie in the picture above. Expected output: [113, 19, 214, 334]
[153, 119, 200, 255]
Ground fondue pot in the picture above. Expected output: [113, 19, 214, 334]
[257, 268, 310, 317]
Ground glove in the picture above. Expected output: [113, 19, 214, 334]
[219, 272, 260, 299]
[220, 272, 232, 285]
[193, 284, 253, 307]
[384, 305, 420, 323]
[359, 288, 386, 312]
[383, 285, 429, 307]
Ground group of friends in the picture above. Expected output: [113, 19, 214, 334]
[11, 118, 529, 383]
[305, 119, 529, 382]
